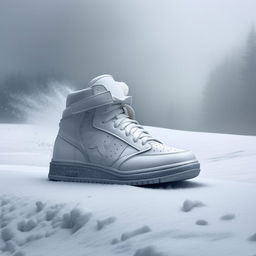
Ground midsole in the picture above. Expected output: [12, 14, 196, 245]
[49, 160, 200, 180]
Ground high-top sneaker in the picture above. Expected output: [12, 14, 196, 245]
[49, 75, 200, 185]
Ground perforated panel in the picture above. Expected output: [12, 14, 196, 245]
[148, 142, 183, 154]
[103, 137, 127, 163]
[81, 113, 128, 166]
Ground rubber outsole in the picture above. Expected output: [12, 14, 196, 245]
[48, 161, 200, 185]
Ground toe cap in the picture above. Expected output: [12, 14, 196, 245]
[119, 149, 198, 171]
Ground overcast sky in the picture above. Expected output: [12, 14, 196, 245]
[0, 0, 256, 129]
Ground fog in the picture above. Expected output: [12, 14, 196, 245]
[0, 0, 256, 134]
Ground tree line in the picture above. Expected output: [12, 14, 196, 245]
[203, 26, 256, 135]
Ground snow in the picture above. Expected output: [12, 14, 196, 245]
[181, 200, 205, 212]
[0, 123, 256, 256]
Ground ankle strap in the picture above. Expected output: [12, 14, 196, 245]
[62, 91, 132, 118]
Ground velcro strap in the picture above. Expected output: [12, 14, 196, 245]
[63, 91, 113, 117]
[62, 91, 133, 118]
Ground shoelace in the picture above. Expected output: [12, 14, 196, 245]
[102, 104, 156, 145]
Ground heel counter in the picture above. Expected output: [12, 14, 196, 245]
[52, 134, 86, 163]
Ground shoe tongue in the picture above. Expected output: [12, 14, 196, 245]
[89, 74, 129, 100]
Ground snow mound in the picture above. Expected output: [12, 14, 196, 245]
[45, 210, 58, 221]
[121, 226, 151, 241]
[35, 201, 45, 212]
[61, 209, 92, 233]
[45, 204, 64, 221]
[181, 199, 205, 212]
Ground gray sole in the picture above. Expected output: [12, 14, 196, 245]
[48, 161, 200, 185]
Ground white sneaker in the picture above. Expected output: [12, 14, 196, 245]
[49, 75, 200, 185]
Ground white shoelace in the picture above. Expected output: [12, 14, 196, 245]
[103, 104, 156, 145]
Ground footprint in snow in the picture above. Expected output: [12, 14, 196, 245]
[1, 198, 10, 207]
[181, 200, 205, 212]
[195, 219, 208, 226]
[1, 240, 16, 253]
[9, 205, 16, 212]
[220, 213, 235, 221]
[13, 251, 26, 256]
[133, 245, 166, 256]
[111, 238, 119, 245]
[17, 219, 37, 232]
[248, 233, 256, 242]
[1, 227, 14, 241]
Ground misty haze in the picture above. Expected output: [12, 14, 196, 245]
[0, 0, 256, 135]
[1, 2, 256, 256]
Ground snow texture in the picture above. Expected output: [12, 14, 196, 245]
[0, 124, 256, 256]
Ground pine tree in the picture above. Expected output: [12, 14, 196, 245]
[203, 25, 256, 134]
[242, 26, 256, 111]
[244, 26, 256, 82]
[203, 54, 242, 133]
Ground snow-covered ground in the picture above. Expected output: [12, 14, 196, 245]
[0, 124, 256, 256]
